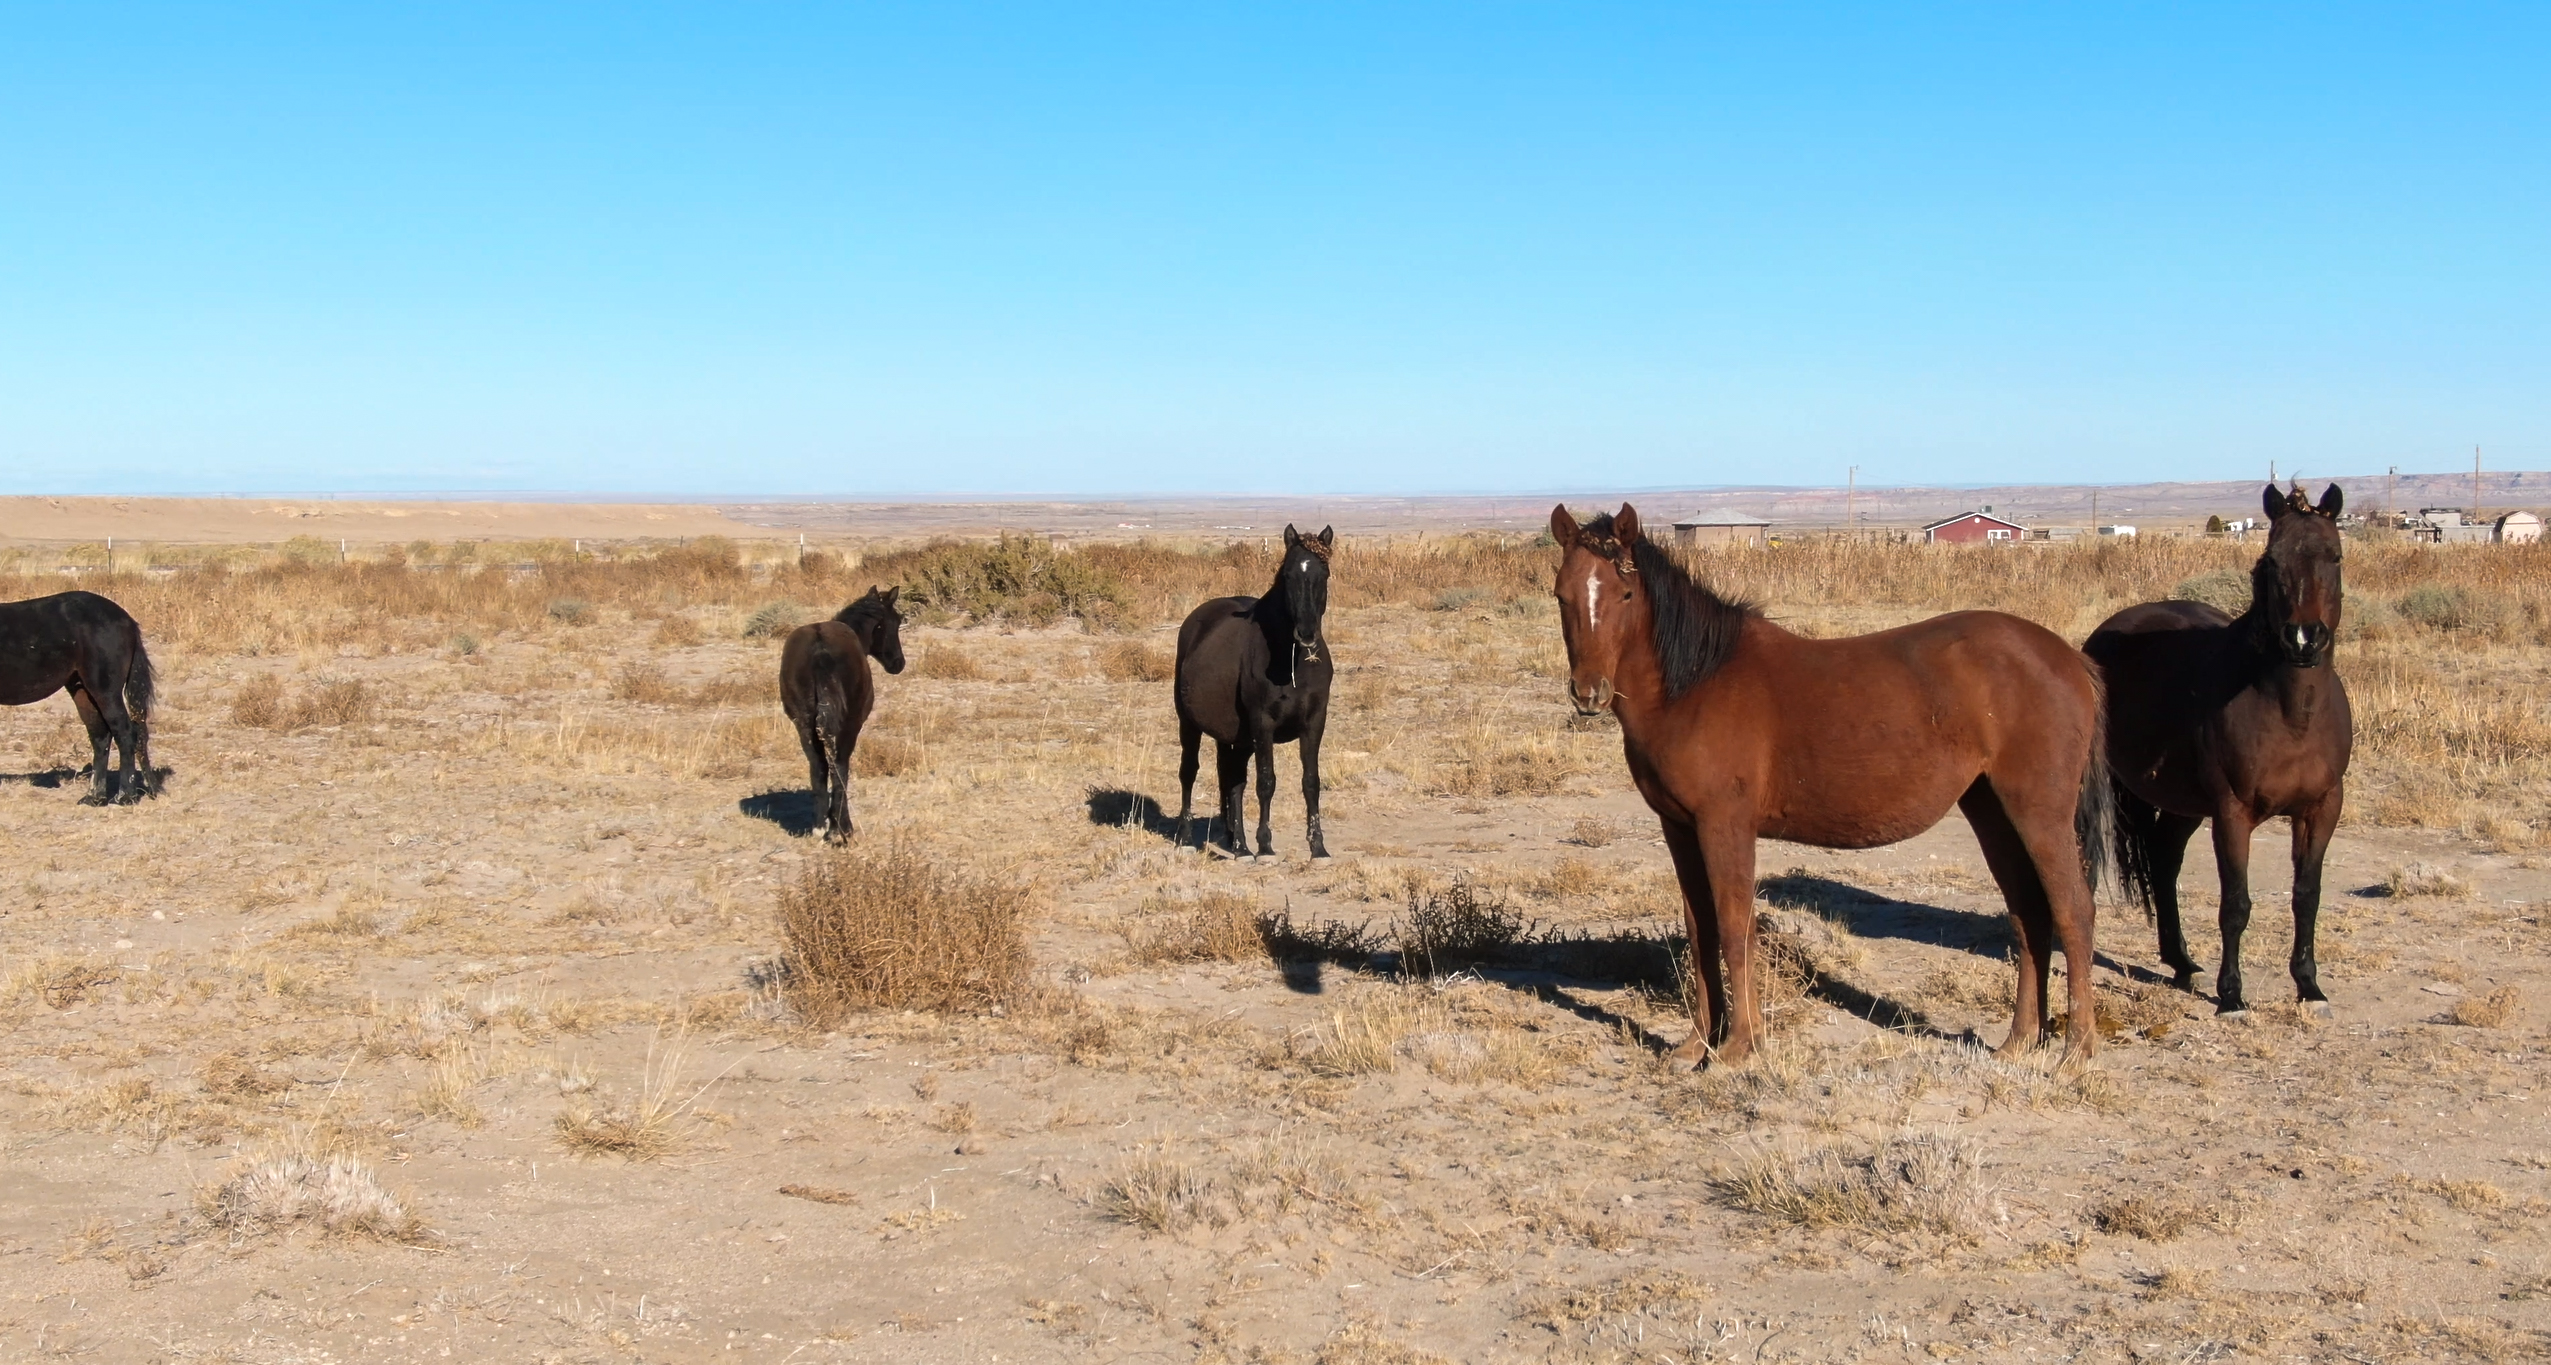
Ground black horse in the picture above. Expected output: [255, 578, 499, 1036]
[778, 586, 906, 841]
[2088, 484, 2353, 1016]
[0, 591, 157, 805]
[1174, 525, 1335, 859]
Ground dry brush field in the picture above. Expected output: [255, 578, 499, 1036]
[2, 531, 2549, 1364]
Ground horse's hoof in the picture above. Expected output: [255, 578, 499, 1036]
[2303, 1000, 2334, 1021]
[1667, 1035, 1711, 1070]
[1310, 852, 1333, 862]
[2217, 1007, 2252, 1021]
[78, 794, 109, 808]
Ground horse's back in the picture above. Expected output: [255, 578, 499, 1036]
[779, 621, 872, 726]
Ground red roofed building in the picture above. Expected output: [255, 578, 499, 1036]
[1922, 509, 2027, 545]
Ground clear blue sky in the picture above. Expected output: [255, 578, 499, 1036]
[4, 4, 2544, 495]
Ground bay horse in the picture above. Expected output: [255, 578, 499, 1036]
[1173, 524, 1334, 860]
[0, 591, 157, 805]
[1550, 505, 2110, 1068]
[778, 586, 906, 841]
[2087, 484, 2351, 1017]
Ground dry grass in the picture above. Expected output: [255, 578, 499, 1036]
[777, 840, 1034, 1021]
[554, 1031, 719, 1161]
[2090, 1195, 2208, 1241]
[1098, 639, 1174, 682]
[2385, 862, 2477, 898]
[852, 733, 925, 777]
[201, 1146, 424, 1242]
[1121, 890, 1267, 965]
[1099, 1147, 1215, 1232]
[2448, 987, 2521, 1028]
[1716, 1130, 1995, 1238]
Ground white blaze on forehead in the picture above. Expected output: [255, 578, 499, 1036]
[1583, 570, 1602, 626]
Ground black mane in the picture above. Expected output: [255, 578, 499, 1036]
[834, 590, 897, 629]
[1582, 512, 1755, 700]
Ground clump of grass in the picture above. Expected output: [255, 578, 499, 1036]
[1297, 991, 1440, 1077]
[554, 1031, 716, 1162]
[2448, 986, 2520, 1028]
[2396, 584, 2511, 635]
[1122, 891, 1267, 965]
[200, 1053, 289, 1099]
[852, 734, 924, 777]
[742, 601, 806, 638]
[546, 597, 592, 624]
[777, 840, 1034, 1021]
[202, 1149, 424, 1241]
[450, 631, 481, 656]
[1098, 639, 1173, 682]
[229, 675, 285, 728]
[1426, 725, 1588, 798]
[653, 614, 704, 647]
[1099, 1149, 1215, 1232]
[1564, 816, 1617, 848]
[2384, 862, 2475, 898]
[1715, 1130, 1994, 1238]
[1432, 586, 1492, 612]
[877, 533, 1129, 626]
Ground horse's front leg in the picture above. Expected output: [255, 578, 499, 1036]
[2289, 787, 2343, 1014]
[1658, 820, 1722, 1067]
[1298, 708, 1329, 859]
[1214, 740, 1250, 857]
[1699, 824, 1762, 1065]
[2210, 806, 2260, 1015]
[1251, 732, 1278, 858]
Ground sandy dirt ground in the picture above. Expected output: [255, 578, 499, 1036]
[1, 578, 2546, 1363]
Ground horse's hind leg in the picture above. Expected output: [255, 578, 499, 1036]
[2289, 788, 2343, 1014]
[827, 721, 857, 841]
[792, 716, 830, 838]
[1961, 779, 2055, 1057]
[68, 685, 113, 805]
[1175, 716, 1203, 850]
[2141, 808, 2206, 991]
[2209, 807, 2260, 1016]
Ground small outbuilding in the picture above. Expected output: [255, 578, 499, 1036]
[2498, 510, 2543, 544]
[1670, 512, 1772, 548]
[1922, 509, 2027, 545]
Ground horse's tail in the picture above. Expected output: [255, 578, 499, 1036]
[2073, 658, 2113, 901]
[124, 630, 156, 722]
[2109, 782, 2166, 923]
[804, 629, 848, 739]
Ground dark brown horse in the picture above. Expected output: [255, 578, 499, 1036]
[0, 591, 157, 804]
[778, 586, 906, 840]
[1551, 504, 2110, 1068]
[2088, 484, 2352, 1017]
[1174, 524, 1334, 859]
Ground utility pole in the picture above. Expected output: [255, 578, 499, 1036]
[2386, 465, 2398, 525]
[2474, 446, 2484, 522]
[2090, 487, 2098, 535]
[1845, 466, 1858, 539]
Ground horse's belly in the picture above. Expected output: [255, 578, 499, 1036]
[0, 682, 64, 707]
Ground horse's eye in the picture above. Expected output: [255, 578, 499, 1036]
[1620, 590, 1632, 601]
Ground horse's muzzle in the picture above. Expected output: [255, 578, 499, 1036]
[2282, 622, 2332, 668]
[1570, 678, 1613, 716]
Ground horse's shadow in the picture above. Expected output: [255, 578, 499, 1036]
[1085, 787, 1183, 842]
[1760, 870, 2149, 983]
[738, 788, 823, 837]
[1257, 916, 1960, 1052]
[0, 766, 80, 789]
[0, 765, 173, 797]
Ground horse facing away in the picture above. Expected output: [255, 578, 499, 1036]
[0, 591, 157, 805]
[778, 586, 907, 841]
[1551, 504, 2111, 1069]
[1173, 524, 1335, 860]
[2088, 484, 2352, 1017]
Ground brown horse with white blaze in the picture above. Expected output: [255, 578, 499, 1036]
[1550, 504, 2111, 1068]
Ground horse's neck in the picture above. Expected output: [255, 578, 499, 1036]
[1249, 587, 1297, 636]
[1602, 610, 1679, 738]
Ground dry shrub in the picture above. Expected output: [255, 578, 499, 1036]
[1122, 890, 1266, 965]
[2396, 584, 2513, 636]
[1565, 816, 1617, 848]
[2448, 986, 2520, 1028]
[201, 1053, 289, 1099]
[2384, 862, 2475, 898]
[915, 646, 988, 680]
[1392, 880, 1525, 976]
[779, 1183, 859, 1206]
[229, 674, 285, 728]
[610, 662, 685, 704]
[2170, 569, 2251, 615]
[653, 613, 705, 647]
[1527, 1270, 1715, 1333]
[6, 953, 121, 1009]
[2090, 1195, 2204, 1241]
[1716, 1130, 1993, 1238]
[688, 674, 765, 707]
[778, 841, 1033, 1021]
[1313, 1319, 1457, 1365]
[202, 1150, 423, 1241]
[1098, 639, 1174, 682]
[872, 533, 1129, 626]
[742, 601, 807, 638]
[852, 734, 924, 778]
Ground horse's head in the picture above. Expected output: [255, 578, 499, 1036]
[1549, 502, 1645, 716]
[853, 585, 907, 674]
[1279, 524, 1333, 646]
[2254, 482, 2344, 668]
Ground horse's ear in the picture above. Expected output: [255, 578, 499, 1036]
[882, 585, 900, 606]
[1550, 504, 1581, 549]
[2316, 483, 2344, 519]
[1283, 524, 1302, 548]
[1615, 504, 1643, 545]
[1317, 525, 1334, 549]
[2261, 484, 2288, 522]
